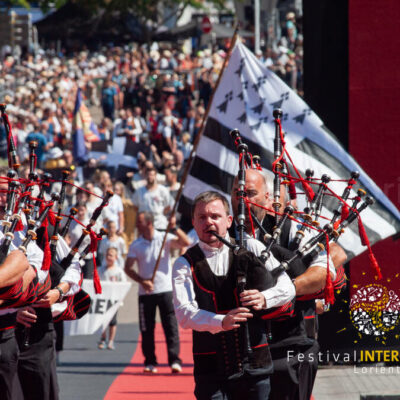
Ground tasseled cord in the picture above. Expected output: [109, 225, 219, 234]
[89, 230, 102, 294]
[39, 202, 55, 271]
[13, 200, 24, 232]
[357, 215, 383, 280]
[302, 180, 315, 202]
[288, 179, 297, 200]
[334, 202, 349, 231]
[324, 233, 335, 305]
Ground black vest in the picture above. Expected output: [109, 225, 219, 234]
[183, 244, 273, 379]
[260, 215, 317, 347]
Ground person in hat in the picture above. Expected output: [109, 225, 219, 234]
[44, 147, 67, 170]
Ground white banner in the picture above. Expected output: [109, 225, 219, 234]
[65, 279, 131, 336]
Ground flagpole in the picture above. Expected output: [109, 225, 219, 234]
[150, 25, 240, 282]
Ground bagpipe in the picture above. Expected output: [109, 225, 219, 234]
[0, 104, 113, 319]
[213, 108, 380, 310]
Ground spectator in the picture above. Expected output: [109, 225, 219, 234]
[132, 167, 172, 230]
[26, 123, 49, 168]
[114, 181, 136, 247]
[97, 220, 127, 269]
[69, 202, 93, 278]
[102, 180, 124, 235]
[164, 165, 180, 200]
[98, 247, 127, 350]
[101, 77, 118, 120]
[124, 212, 190, 373]
[177, 132, 193, 161]
[44, 147, 67, 170]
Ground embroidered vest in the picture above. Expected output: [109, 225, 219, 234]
[183, 244, 273, 379]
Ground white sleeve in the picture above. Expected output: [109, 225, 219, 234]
[163, 126, 172, 138]
[56, 235, 82, 296]
[162, 186, 174, 208]
[119, 270, 127, 282]
[121, 237, 128, 254]
[116, 195, 123, 213]
[131, 190, 140, 207]
[127, 241, 137, 259]
[172, 256, 225, 334]
[14, 231, 47, 283]
[246, 239, 295, 309]
[262, 255, 296, 309]
[295, 223, 336, 281]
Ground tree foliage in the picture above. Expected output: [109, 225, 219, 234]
[3, 0, 228, 22]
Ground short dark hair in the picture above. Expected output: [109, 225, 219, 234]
[191, 191, 230, 219]
[138, 211, 154, 224]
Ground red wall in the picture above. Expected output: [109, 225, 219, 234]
[349, 1, 400, 289]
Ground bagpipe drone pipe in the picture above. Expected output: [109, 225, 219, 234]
[213, 109, 381, 317]
[0, 105, 113, 320]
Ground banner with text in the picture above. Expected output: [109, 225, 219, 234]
[65, 280, 131, 336]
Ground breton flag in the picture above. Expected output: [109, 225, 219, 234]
[180, 41, 400, 260]
[86, 136, 139, 180]
[72, 88, 100, 163]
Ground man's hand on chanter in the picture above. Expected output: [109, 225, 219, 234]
[222, 307, 253, 331]
[240, 289, 266, 311]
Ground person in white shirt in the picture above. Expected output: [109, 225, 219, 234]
[98, 247, 127, 350]
[124, 211, 190, 374]
[172, 191, 295, 400]
[97, 220, 127, 269]
[14, 214, 82, 400]
[102, 181, 124, 235]
[131, 167, 173, 230]
[230, 169, 346, 400]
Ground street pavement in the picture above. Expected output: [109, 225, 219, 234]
[58, 281, 400, 399]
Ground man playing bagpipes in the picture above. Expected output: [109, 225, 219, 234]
[230, 168, 347, 400]
[0, 167, 49, 400]
[172, 191, 296, 399]
[13, 172, 110, 400]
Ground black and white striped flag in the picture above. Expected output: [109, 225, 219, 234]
[87, 137, 139, 180]
[180, 42, 400, 260]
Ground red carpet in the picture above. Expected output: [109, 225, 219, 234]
[105, 323, 195, 399]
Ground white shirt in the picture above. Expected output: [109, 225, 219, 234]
[0, 229, 45, 316]
[131, 184, 172, 230]
[172, 236, 295, 334]
[288, 220, 336, 281]
[102, 194, 123, 230]
[241, 220, 336, 281]
[55, 234, 82, 296]
[99, 265, 127, 282]
[98, 236, 127, 269]
[69, 218, 90, 252]
[13, 230, 46, 283]
[127, 230, 176, 295]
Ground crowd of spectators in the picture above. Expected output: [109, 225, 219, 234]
[0, 10, 303, 260]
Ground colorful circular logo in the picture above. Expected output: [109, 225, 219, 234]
[350, 284, 400, 336]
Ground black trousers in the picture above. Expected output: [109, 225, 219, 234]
[138, 291, 181, 366]
[269, 341, 319, 400]
[0, 327, 19, 400]
[14, 314, 59, 400]
[54, 321, 64, 352]
[194, 374, 271, 400]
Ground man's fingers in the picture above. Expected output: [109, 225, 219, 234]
[17, 319, 31, 327]
[17, 311, 37, 327]
[231, 307, 250, 314]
